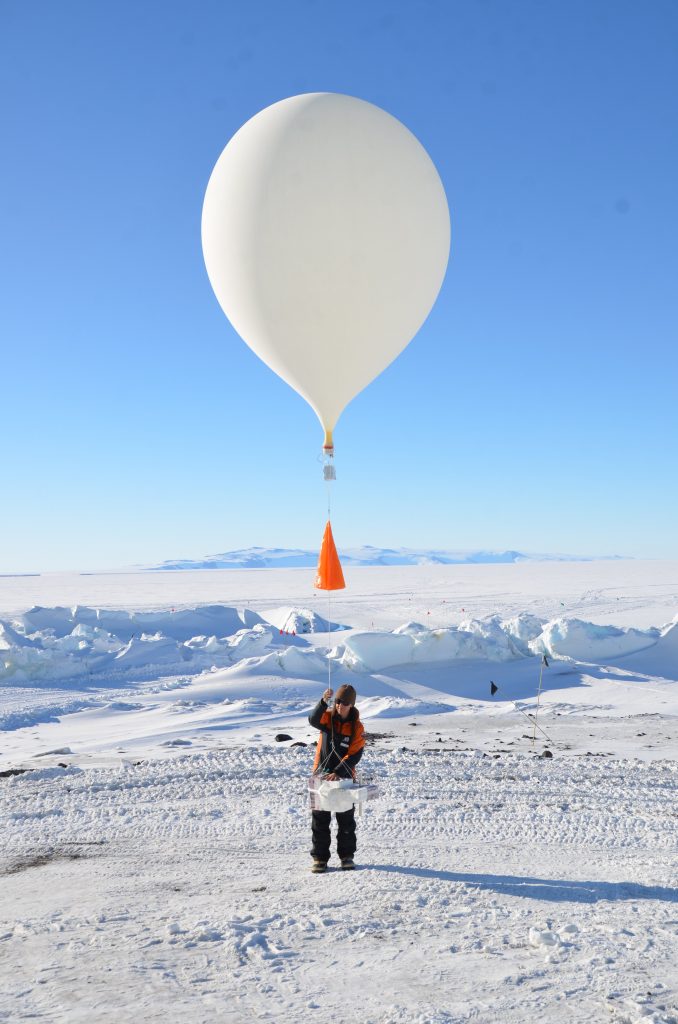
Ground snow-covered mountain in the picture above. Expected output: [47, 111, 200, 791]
[148, 546, 624, 571]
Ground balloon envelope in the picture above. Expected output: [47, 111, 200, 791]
[202, 92, 450, 445]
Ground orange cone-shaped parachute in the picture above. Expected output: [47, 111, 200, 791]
[315, 521, 345, 591]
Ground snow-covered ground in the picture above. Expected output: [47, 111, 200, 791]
[1, 560, 677, 1022]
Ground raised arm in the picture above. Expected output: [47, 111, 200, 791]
[308, 688, 333, 729]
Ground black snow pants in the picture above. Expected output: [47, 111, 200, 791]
[311, 807, 356, 862]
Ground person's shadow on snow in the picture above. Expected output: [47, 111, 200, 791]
[366, 865, 677, 903]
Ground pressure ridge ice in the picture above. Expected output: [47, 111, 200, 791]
[1, 603, 675, 686]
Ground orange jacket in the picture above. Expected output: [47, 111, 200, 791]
[309, 700, 365, 779]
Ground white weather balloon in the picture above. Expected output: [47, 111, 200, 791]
[202, 92, 450, 452]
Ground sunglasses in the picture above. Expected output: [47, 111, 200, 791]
[335, 699, 351, 706]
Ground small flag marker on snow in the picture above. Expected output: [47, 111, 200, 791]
[498, 692, 556, 745]
[531, 653, 551, 747]
[490, 681, 499, 696]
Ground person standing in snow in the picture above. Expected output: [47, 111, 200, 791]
[308, 683, 365, 873]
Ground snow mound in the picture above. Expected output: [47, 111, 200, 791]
[342, 631, 415, 671]
[112, 635, 190, 669]
[18, 604, 263, 642]
[343, 619, 523, 671]
[610, 620, 678, 679]
[226, 646, 329, 678]
[359, 695, 453, 718]
[338, 613, 667, 672]
[277, 647, 329, 675]
[532, 618, 659, 661]
[456, 616, 524, 659]
[528, 927, 560, 948]
[500, 614, 546, 655]
[393, 621, 428, 636]
[263, 606, 347, 634]
[0, 607, 278, 685]
[225, 624, 278, 658]
[655, 619, 678, 650]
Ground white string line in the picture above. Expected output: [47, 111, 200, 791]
[532, 658, 546, 748]
[326, 464, 332, 696]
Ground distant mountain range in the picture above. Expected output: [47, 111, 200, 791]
[148, 547, 625, 571]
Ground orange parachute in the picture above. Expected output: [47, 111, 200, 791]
[315, 521, 345, 591]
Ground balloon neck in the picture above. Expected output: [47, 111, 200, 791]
[322, 434, 336, 482]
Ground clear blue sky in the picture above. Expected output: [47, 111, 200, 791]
[2, 0, 677, 572]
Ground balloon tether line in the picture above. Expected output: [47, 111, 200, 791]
[531, 655, 549, 748]
[326, 461, 332, 695]
[320, 444, 338, 695]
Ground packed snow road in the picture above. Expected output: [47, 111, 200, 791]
[2, 746, 676, 1024]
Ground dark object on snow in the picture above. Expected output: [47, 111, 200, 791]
[542, 655, 549, 667]
[540, 749, 553, 758]
[364, 731, 394, 745]
[290, 741, 307, 748]
[490, 681, 498, 695]
[274, 733, 293, 742]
